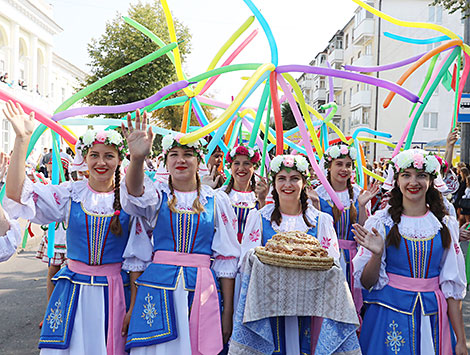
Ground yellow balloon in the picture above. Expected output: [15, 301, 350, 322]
[179, 63, 276, 144]
[161, 0, 193, 96]
[193, 16, 255, 95]
[363, 166, 385, 182]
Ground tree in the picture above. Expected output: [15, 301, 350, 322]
[280, 101, 300, 130]
[429, 0, 470, 16]
[78, 1, 192, 127]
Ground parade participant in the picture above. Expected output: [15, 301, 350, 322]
[0, 204, 22, 263]
[352, 149, 467, 355]
[315, 144, 379, 313]
[223, 144, 268, 243]
[239, 154, 340, 354]
[2, 100, 133, 354]
[120, 111, 240, 354]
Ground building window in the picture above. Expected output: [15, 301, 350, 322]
[429, 6, 443, 24]
[337, 39, 343, 49]
[345, 34, 349, 49]
[51, 83, 54, 98]
[365, 44, 372, 56]
[357, 51, 361, 59]
[423, 112, 438, 129]
[349, 88, 353, 103]
[319, 79, 325, 89]
[343, 92, 346, 104]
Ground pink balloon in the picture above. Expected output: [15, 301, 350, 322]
[0, 87, 77, 144]
[276, 75, 345, 211]
[199, 29, 259, 96]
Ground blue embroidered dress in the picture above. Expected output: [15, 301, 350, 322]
[3, 179, 137, 354]
[352, 208, 466, 354]
[121, 177, 240, 354]
[239, 204, 341, 354]
[315, 185, 362, 282]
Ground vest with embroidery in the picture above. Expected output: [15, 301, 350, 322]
[363, 225, 445, 315]
[66, 201, 130, 265]
[319, 197, 358, 241]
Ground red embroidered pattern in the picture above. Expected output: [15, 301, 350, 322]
[221, 212, 228, 225]
[53, 192, 61, 205]
[249, 229, 260, 242]
[454, 243, 460, 255]
[321, 236, 331, 249]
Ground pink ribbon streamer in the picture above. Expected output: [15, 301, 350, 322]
[387, 273, 451, 355]
[68, 260, 126, 355]
[153, 251, 222, 355]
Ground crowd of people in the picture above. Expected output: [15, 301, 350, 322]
[0, 101, 468, 354]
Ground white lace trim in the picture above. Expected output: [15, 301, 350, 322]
[315, 184, 360, 207]
[122, 257, 150, 272]
[69, 180, 116, 215]
[212, 257, 238, 279]
[227, 189, 257, 208]
[258, 204, 319, 232]
[371, 207, 444, 239]
[157, 181, 214, 208]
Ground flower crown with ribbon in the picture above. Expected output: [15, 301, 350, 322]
[269, 155, 310, 181]
[323, 144, 357, 169]
[383, 149, 446, 192]
[71, 129, 128, 172]
[161, 133, 207, 164]
[225, 144, 261, 168]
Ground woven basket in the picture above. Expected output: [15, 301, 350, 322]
[255, 247, 334, 271]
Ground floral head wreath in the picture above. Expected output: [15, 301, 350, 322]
[225, 144, 261, 168]
[269, 155, 310, 181]
[383, 149, 447, 192]
[323, 144, 357, 169]
[71, 129, 127, 172]
[161, 132, 208, 164]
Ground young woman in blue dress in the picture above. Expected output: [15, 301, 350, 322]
[352, 149, 467, 355]
[120, 112, 240, 354]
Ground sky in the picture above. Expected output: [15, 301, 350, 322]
[47, 0, 359, 107]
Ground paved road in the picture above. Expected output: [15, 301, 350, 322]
[1, 236, 470, 354]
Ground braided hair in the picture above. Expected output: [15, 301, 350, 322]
[386, 174, 450, 249]
[109, 164, 122, 235]
[168, 173, 205, 214]
[224, 175, 256, 194]
[271, 174, 312, 228]
[327, 170, 358, 224]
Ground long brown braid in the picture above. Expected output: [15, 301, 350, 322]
[168, 173, 205, 214]
[386, 174, 451, 249]
[271, 176, 313, 227]
[109, 164, 122, 235]
[327, 170, 357, 223]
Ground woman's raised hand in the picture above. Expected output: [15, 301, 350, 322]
[2, 101, 35, 139]
[358, 181, 381, 207]
[122, 110, 154, 160]
[352, 223, 384, 257]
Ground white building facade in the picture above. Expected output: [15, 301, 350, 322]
[298, 0, 463, 160]
[0, 0, 86, 154]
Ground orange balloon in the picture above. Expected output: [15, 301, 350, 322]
[383, 39, 462, 108]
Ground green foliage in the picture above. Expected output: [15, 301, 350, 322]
[430, 0, 470, 17]
[79, 0, 192, 125]
[280, 101, 299, 130]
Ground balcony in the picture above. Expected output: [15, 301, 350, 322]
[333, 77, 342, 91]
[312, 88, 326, 103]
[353, 18, 375, 46]
[351, 54, 374, 69]
[300, 79, 315, 90]
[328, 49, 344, 64]
[351, 90, 372, 109]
